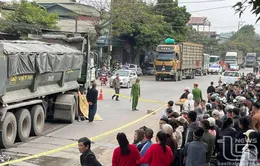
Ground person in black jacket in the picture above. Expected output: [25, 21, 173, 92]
[78, 137, 102, 166]
[207, 81, 215, 94]
[86, 83, 98, 122]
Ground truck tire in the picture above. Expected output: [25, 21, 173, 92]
[15, 109, 31, 142]
[155, 76, 159, 81]
[54, 94, 76, 123]
[0, 112, 17, 148]
[30, 105, 45, 136]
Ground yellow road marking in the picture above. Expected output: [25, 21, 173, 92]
[1, 103, 166, 165]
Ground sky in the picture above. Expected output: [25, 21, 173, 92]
[1, 0, 260, 34]
[177, 0, 260, 34]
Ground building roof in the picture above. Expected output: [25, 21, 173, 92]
[48, 3, 99, 17]
[188, 17, 210, 26]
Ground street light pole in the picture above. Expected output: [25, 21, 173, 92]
[238, 21, 245, 31]
[107, 0, 114, 68]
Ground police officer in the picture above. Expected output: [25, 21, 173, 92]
[131, 78, 141, 111]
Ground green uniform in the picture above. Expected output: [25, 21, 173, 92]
[192, 87, 203, 102]
[131, 83, 140, 110]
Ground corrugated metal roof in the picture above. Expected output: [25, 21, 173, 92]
[37, 0, 75, 3]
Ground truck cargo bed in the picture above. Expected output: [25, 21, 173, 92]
[0, 41, 83, 104]
[180, 42, 203, 69]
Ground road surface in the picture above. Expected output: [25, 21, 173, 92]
[2, 68, 252, 166]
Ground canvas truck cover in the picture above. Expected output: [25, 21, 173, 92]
[2, 41, 83, 77]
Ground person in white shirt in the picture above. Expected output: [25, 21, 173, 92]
[183, 94, 194, 112]
[239, 130, 259, 166]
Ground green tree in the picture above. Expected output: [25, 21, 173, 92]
[0, 1, 58, 36]
[234, 0, 260, 22]
[186, 28, 220, 54]
[227, 25, 258, 54]
[154, 0, 191, 41]
[112, 0, 172, 57]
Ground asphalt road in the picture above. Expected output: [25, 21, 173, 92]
[3, 68, 252, 166]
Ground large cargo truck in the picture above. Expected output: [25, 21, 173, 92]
[154, 38, 203, 81]
[225, 52, 238, 65]
[244, 52, 257, 67]
[209, 55, 220, 66]
[0, 38, 91, 148]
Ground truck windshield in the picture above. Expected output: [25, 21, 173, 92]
[156, 52, 177, 60]
[210, 57, 219, 63]
[225, 56, 237, 60]
[246, 56, 256, 60]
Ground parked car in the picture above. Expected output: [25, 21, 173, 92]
[109, 69, 138, 88]
[143, 67, 154, 75]
[208, 64, 222, 74]
[128, 64, 143, 76]
[220, 71, 241, 84]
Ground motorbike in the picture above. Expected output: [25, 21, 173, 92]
[100, 73, 108, 86]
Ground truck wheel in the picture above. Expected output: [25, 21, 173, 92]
[15, 109, 31, 142]
[30, 105, 45, 136]
[155, 76, 159, 81]
[0, 112, 17, 148]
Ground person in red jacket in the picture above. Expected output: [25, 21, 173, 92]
[138, 131, 174, 166]
[112, 132, 141, 166]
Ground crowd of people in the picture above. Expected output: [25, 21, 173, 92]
[78, 72, 260, 166]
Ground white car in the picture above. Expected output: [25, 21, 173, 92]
[208, 64, 221, 74]
[220, 71, 241, 84]
[229, 64, 239, 71]
[128, 64, 143, 76]
[109, 69, 138, 88]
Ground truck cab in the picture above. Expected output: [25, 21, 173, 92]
[225, 52, 238, 66]
[245, 53, 256, 67]
[154, 44, 181, 81]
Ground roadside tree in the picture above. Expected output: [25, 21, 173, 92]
[0, 1, 58, 36]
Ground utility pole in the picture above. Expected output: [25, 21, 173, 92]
[237, 21, 245, 31]
[107, 0, 114, 68]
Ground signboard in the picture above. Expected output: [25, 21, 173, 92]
[156, 45, 175, 52]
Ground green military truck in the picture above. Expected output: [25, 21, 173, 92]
[0, 38, 90, 148]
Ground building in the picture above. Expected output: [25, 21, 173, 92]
[36, 0, 99, 33]
[187, 17, 211, 32]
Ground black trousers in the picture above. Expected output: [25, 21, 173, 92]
[112, 88, 120, 100]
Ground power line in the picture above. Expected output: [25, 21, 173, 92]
[81, 0, 226, 5]
[178, 0, 226, 4]
[190, 5, 233, 13]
